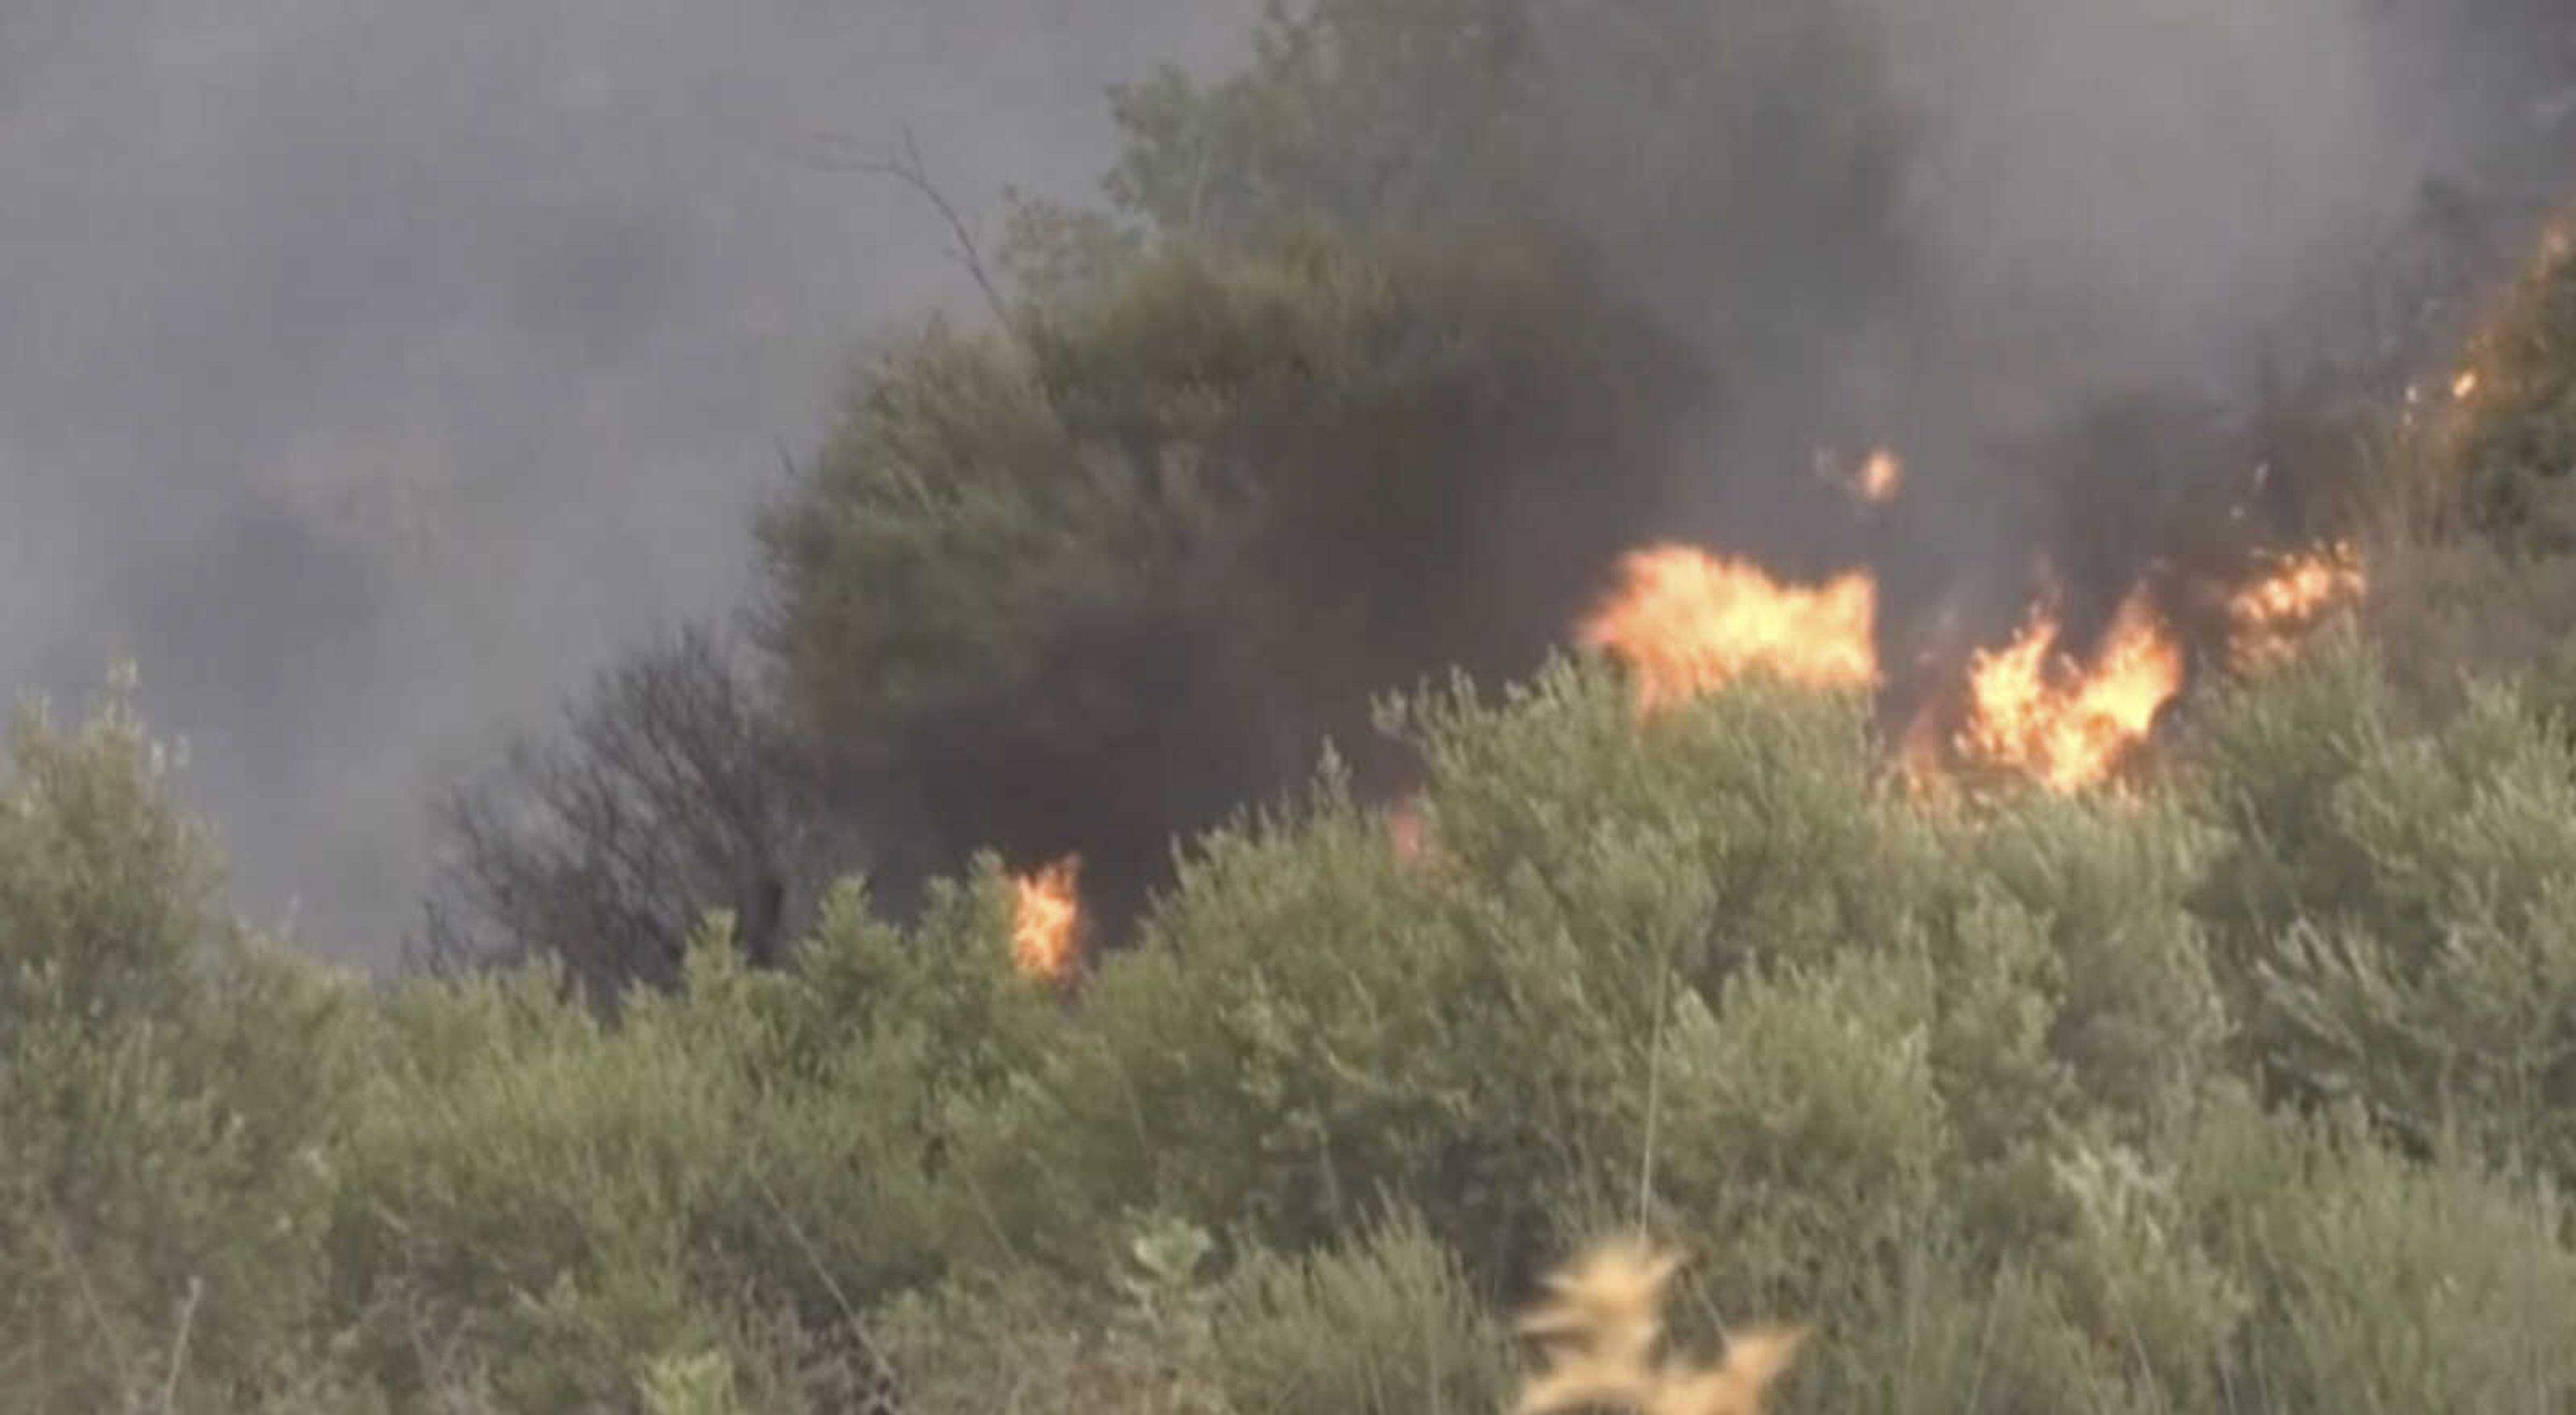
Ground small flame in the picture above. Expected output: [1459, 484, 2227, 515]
[1010, 855, 1083, 982]
[1389, 797, 1430, 864]
[1959, 589, 2184, 791]
[2453, 369, 2481, 400]
[1896, 701, 1951, 790]
[1857, 447, 1904, 504]
[1579, 547, 1879, 712]
[2227, 543, 2367, 670]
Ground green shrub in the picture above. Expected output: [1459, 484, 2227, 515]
[751, 228, 1702, 937]
[2173, 1090, 2576, 1412]
[322, 884, 1069, 1410]
[0, 676, 370, 1411]
[877, 1211, 1506, 1415]
[1208, 1210, 1511, 1415]
[24, 542, 2576, 1414]
[2447, 227, 2576, 557]
[2184, 635, 2576, 1184]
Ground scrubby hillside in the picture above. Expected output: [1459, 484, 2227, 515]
[13, 3, 2576, 1408]
[12, 494, 2576, 1410]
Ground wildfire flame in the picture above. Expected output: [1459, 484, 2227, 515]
[2226, 543, 2367, 671]
[1389, 797, 1430, 864]
[2453, 369, 2481, 400]
[1857, 447, 1904, 504]
[1958, 589, 2185, 791]
[1574, 406, 2382, 794]
[1578, 547, 1878, 712]
[1010, 855, 1083, 982]
[1577, 530, 2361, 793]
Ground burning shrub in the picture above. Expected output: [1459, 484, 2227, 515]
[747, 0, 1949, 959]
[2444, 223, 2576, 555]
[14, 643, 2576, 1409]
[2349, 221, 2576, 806]
[755, 230, 1701, 948]
[998, 660, 2209, 1294]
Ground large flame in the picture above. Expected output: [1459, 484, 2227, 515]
[1958, 589, 2184, 791]
[1010, 855, 1083, 982]
[1574, 417, 2381, 793]
[1578, 547, 1878, 712]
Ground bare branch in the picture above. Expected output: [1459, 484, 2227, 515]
[799, 127, 1018, 339]
[156, 1276, 203, 1414]
[416, 624, 861, 1007]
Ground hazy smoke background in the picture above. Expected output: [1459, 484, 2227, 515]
[0, 0, 1258, 962]
[3, 0, 2571, 967]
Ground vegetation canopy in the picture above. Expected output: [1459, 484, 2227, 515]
[14, 1, 2576, 1409]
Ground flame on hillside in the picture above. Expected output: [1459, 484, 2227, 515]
[1389, 797, 1431, 864]
[1813, 445, 1904, 507]
[2227, 542, 2367, 671]
[1576, 548, 1878, 712]
[1010, 855, 1083, 982]
[1858, 447, 1904, 504]
[1958, 589, 2186, 791]
[1579, 447, 2368, 792]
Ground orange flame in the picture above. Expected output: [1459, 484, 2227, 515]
[2453, 369, 2481, 400]
[1857, 447, 1904, 505]
[2227, 543, 2367, 670]
[1010, 855, 1083, 982]
[1578, 547, 1878, 712]
[1958, 589, 2184, 791]
[1389, 798, 1430, 864]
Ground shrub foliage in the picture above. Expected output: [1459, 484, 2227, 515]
[11, 625, 2576, 1408]
[19, 9, 2576, 1414]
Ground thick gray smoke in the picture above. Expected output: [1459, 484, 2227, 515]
[3, 0, 2571, 966]
[0, 0, 1256, 962]
[1874, 0, 2564, 403]
[1469, 0, 2576, 695]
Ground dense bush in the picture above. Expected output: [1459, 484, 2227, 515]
[0, 673, 372, 1412]
[727, 0, 1928, 962]
[2365, 223, 2576, 718]
[12, 612, 2576, 1410]
[18, 234, 2576, 1407]
[15, 9, 2576, 1410]
[752, 231, 1703, 936]
[2447, 227, 2576, 556]
[1097, 0, 1917, 382]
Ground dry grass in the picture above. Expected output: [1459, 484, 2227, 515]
[1513, 1236, 1810, 1415]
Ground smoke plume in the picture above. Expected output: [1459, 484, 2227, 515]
[5, 0, 2574, 968]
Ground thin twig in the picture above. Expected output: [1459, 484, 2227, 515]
[798, 127, 1018, 337]
[157, 1276, 203, 1414]
[747, 1168, 902, 1383]
[42, 1215, 135, 1386]
[1636, 957, 1672, 1231]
